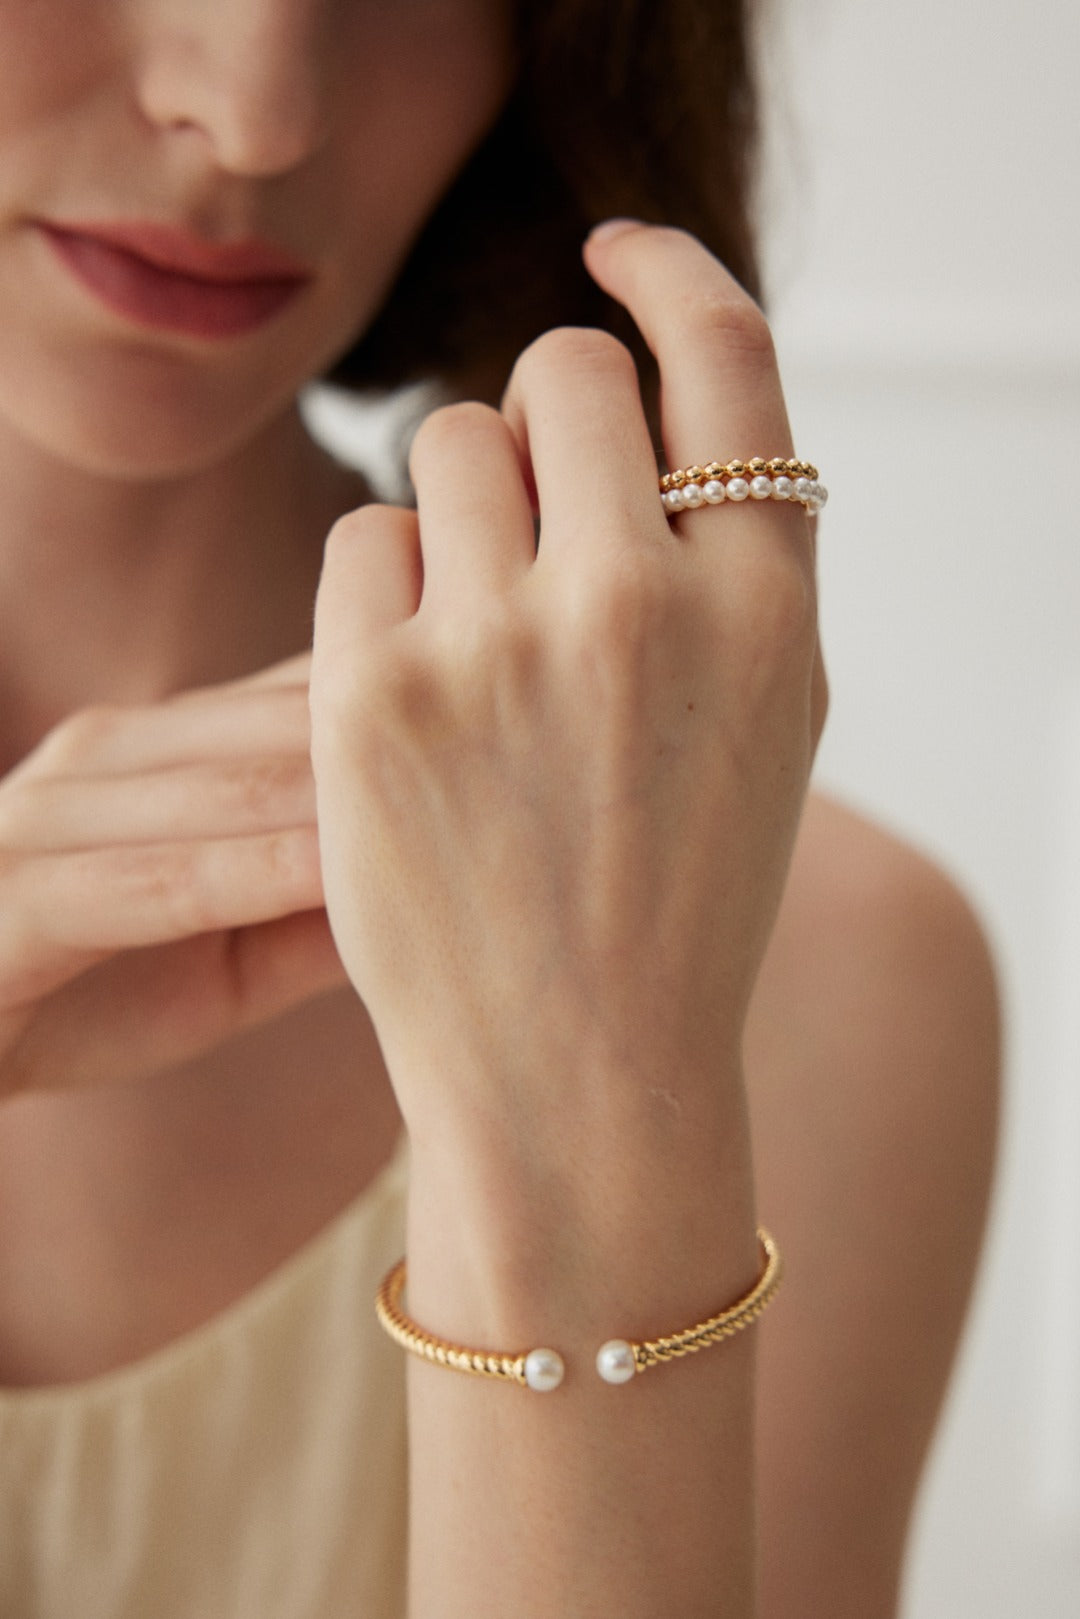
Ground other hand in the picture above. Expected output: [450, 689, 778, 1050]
[0, 655, 346, 1097]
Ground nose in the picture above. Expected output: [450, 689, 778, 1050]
[133, 0, 332, 177]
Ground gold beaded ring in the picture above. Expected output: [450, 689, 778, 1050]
[660, 458, 827, 517]
[375, 1227, 782, 1393]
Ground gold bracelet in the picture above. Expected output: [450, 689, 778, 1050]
[375, 1228, 782, 1393]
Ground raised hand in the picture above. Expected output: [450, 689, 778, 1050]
[0, 655, 346, 1098]
[309, 224, 828, 1157]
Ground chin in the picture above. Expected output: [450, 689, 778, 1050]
[0, 340, 308, 482]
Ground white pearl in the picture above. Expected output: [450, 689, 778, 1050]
[771, 476, 793, 500]
[702, 479, 726, 503]
[524, 1348, 565, 1392]
[793, 477, 813, 505]
[680, 481, 705, 508]
[596, 1339, 637, 1384]
[725, 477, 750, 502]
[663, 488, 685, 513]
[812, 482, 828, 509]
[749, 475, 773, 500]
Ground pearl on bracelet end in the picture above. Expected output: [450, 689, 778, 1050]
[596, 1339, 638, 1384]
[523, 1348, 565, 1392]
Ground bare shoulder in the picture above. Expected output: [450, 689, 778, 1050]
[746, 790, 1002, 1619]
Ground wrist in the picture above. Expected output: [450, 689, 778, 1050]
[402, 1079, 758, 1352]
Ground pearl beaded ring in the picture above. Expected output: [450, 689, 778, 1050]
[660, 457, 827, 518]
[375, 1229, 782, 1392]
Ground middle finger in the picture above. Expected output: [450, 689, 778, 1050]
[501, 326, 667, 566]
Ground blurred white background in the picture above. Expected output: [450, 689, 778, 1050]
[306, 2, 1080, 1609]
[760, 1, 1080, 1613]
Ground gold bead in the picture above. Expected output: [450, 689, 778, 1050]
[704, 462, 724, 480]
[659, 473, 672, 492]
[765, 458, 788, 476]
[670, 469, 687, 488]
[747, 457, 767, 475]
[685, 466, 705, 484]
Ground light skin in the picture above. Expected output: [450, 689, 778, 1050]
[0, 2, 1001, 1617]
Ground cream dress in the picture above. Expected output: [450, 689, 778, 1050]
[0, 1135, 411, 1619]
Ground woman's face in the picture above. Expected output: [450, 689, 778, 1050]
[0, 0, 513, 477]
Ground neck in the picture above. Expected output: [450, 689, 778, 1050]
[0, 403, 367, 770]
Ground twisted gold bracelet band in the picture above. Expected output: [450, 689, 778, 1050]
[375, 1228, 782, 1393]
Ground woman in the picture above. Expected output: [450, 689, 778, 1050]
[0, 1, 1000, 1615]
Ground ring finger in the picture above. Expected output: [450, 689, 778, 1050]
[582, 223, 812, 568]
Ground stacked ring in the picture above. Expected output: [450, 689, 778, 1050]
[660, 457, 827, 517]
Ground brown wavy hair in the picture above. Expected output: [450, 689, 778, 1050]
[328, 0, 761, 423]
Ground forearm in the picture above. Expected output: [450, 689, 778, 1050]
[402, 1064, 762, 1618]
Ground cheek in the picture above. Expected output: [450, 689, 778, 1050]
[0, 3, 111, 136]
[0, 7, 124, 237]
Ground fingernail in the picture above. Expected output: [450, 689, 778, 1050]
[587, 218, 643, 246]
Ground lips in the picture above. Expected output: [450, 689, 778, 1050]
[38, 220, 312, 340]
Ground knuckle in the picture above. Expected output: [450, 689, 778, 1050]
[409, 400, 503, 473]
[360, 644, 428, 725]
[228, 756, 307, 822]
[456, 602, 542, 702]
[601, 547, 669, 624]
[739, 551, 818, 664]
[313, 640, 429, 757]
[692, 289, 775, 359]
[309, 663, 370, 758]
[175, 830, 317, 936]
[569, 549, 670, 655]
[60, 840, 181, 938]
[161, 842, 234, 937]
[35, 704, 125, 769]
[314, 650, 442, 819]
[257, 826, 321, 907]
[513, 326, 637, 392]
[101, 839, 222, 942]
[113, 843, 184, 921]
[325, 500, 393, 554]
